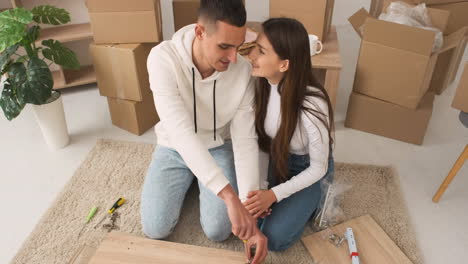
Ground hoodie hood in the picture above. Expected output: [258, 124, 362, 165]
[172, 24, 223, 83]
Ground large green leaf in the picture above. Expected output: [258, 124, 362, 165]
[0, 8, 32, 52]
[32, 5, 70, 25]
[9, 58, 53, 105]
[0, 25, 26, 53]
[42, 39, 80, 70]
[0, 44, 19, 74]
[0, 8, 34, 25]
[0, 81, 25, 121]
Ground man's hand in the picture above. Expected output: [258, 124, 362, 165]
[243, 190, 277, 218]
[218, 185, 256, 240]
[245, 229, 268, 264]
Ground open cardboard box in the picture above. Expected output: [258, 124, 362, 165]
[86, 0, 163, 44]
[370, 0, 468, 95]
[90, 43, 156, 101]
[270, 0, 335, 42]
[452, 62, 468, 112]
[349, 6, 466, 109]
[345, 91, 435, 145]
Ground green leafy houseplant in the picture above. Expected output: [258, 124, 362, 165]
[0, 5, 80, 121]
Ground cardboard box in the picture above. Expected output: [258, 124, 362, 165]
[270, 0, 335, 41]
[371, 0, 468, 95]
[428, 2, 468, 34]
[107, 96, 159, 135]
[413, 0, 468, 5]
[452, 62, 468, 112]
[86, 0, 163, 44]
[349, 7, 464, 109]
[173, 0, 199, 32]
[428, 2, 468, 93]
[429, 34, 467, 94]
[345, 91, 435, 145]
[90, 43, 156, 101]
[172, 0, 246, 32]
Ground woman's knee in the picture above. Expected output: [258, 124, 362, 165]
[262, 224, 303, 251]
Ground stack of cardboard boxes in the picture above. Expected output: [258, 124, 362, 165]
[345, 0, 467, 145]
[86, 0, 163, 135]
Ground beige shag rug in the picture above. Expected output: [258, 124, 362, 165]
[11, 139, 422, 264]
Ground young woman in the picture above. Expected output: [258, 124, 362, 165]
[244, 17, 335, 252]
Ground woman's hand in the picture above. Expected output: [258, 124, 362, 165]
[243, 190, 277, 218]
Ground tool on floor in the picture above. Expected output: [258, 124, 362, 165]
[243, 240, 256, 264]
[94, 197, 126, 229]
[345, 227, 360, 264]
[77, 206, 98, 238]
[103, 211, 120, 232]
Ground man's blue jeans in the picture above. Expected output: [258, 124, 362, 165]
[140, 141, 237, 242]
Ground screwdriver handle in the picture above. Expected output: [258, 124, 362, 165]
[86, 206, 98, 223]
[108, 198, 125, 214]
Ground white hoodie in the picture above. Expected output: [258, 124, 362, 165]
[147, 24, 259, 200]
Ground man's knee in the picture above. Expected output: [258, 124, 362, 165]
[202, 223, 231, 242]
[142, 219, 175, 240]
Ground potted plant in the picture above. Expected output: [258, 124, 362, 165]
[0, 5, 80, 149]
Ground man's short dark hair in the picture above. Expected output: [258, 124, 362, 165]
[198, 0, 246, 27]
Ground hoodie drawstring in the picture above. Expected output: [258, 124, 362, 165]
[192, 67, 217, 141]
[213, 80, 216, 141]
[192, 68, 198, 133]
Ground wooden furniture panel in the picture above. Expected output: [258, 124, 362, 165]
[302, 215, 413, 264]
[88, 232, 245, 264]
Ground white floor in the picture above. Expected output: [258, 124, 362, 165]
[1, 24, 467, 264]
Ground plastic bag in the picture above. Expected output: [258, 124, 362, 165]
[378, 1, 443, 52]
[311, 178, 352, 232]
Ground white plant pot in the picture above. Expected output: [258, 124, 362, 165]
[32, 95, 70, 150]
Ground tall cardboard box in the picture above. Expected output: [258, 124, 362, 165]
[348, 7, 464, 109]
[345, 92, 435, 145]
[107, 96, 159, 135]
[173, 0, 200, 32]
[270, 0, 335, 41]
[86, 0, 163, 44]
[452, 62, 468, 112]
[90, 43, 156, 101]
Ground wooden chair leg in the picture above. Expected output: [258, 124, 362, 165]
[433, 144, 468, 203]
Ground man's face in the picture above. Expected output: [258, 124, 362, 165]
[199, 21, 246, 72]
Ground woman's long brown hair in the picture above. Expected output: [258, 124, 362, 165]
[255, 18, 335, 183]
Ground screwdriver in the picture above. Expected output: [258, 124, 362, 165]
[77, 206, 98, 238]
[94, 197, 126, 229]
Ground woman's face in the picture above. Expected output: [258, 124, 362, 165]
[249, 32, 288, 84]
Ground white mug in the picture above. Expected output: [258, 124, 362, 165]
[308, 34, 323, 56]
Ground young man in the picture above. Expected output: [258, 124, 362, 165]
[141, 0, 267, 263]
